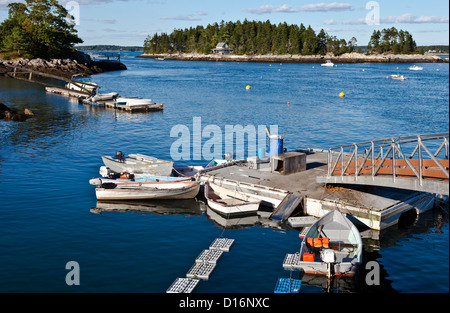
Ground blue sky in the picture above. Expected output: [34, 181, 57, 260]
[0, 0, 448, 46]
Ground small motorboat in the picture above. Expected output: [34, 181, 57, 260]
[408, 65, 423, 71]
[390, 74, 407, 80]
[101, 151, 174, 176]
[89, 175, 200, 201]
[94, 166, 193, 185]
[172, 165, 205, 177]
[66, 74, 99, 94]
[114, 97, 163, 110]
[90, 92, 119, 102]
[115, 97, 153, 106]
[204, 182, 261, 216]
[321, 60, 334, 67]
[296, 210, 362, 278]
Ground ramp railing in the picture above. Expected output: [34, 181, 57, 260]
[325, 133, 449, 189]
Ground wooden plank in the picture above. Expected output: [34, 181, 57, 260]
[270, 194, 303, 222]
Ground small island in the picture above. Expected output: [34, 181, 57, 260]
[139, 20, 448, 64]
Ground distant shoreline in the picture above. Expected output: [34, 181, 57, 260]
[138, 52, 448, 64]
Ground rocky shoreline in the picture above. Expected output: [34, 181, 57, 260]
[0, 52, 127, 78]
[138, 52, 448, 64]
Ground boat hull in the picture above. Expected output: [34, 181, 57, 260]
[102, 155, 173, 175]
[95, 181, 200, 200]
[206, 198, 260, 215]
[204, 182, 261, 216]
[297, 210, 362, 278]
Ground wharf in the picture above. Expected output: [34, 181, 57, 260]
[197, 149, 440, 230]
[45, 87, 164, 112]
[81, 98, 164, 112]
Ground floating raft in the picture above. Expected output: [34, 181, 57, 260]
[209, 238, 235, 252]
[82, 98, 164, 112]
[274, 278, 302, 293]
[282, 253, 302, 271]
[45, 87, 89, 98]
[287, 216, 318, 228]
[196, 249, 224, 264]
[166, 278, 200, 293]
[186, 263, 216, 280]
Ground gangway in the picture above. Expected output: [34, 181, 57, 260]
[316, 133, 449, 195]
[2, 63, 99, 95]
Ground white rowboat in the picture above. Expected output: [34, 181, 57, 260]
[204, 182, 261, 216]
[101, 152, 173, 176]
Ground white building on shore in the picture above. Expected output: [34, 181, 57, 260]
[211, 43, 233, 55]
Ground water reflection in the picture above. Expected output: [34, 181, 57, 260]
[91, 198, 202, 216]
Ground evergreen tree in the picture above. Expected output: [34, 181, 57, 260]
[0, 0, 83, 59]
[368, 27, 418, 54]
[142, 20, 357, 56]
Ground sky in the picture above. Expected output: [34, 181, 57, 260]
[0, 0, 448, 47]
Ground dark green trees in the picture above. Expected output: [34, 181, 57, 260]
[0, 0, 83, 59]
[143, 20, 356, 56]
[368, 27, 418, 54]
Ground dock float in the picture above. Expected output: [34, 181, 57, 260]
[81, 98, 164, 112]
[196, 149, 443, 230]
[167, 237, 234, 292]
[274, 278, 302, 293]
[209, 238, 235, 252]
[195, 249, 224, 264]
[45, 87, 90, 98]
[282, 253, 302, 271]
[166, 278, 200, 293]
[45, 86, 163, 113]
[186, 263, 216, 280]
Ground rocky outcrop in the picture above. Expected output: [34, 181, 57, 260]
[0, 51, 127, 78]
[138, 52, 445, 64]
[0, 102, 35, 122]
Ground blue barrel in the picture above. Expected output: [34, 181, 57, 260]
[268, 135, 283, 157]
[257, 147, 265, 159]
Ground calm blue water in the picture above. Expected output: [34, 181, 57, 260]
[0, 53, 448, 293]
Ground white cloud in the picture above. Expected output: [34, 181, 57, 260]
[326, 13, 449, 25]
[160, 15, 202, 21]
[243, 2, 353, 15]
[299, 2, 353, 12]
[381, 14, 449, 24]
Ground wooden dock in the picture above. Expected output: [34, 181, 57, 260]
[45, 86, 164, 112]
[196, 150, 442, 230]
[81, 98, 164, 112]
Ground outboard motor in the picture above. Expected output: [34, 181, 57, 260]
[99, 166, 111, 177]
[115, 151, 125, 162]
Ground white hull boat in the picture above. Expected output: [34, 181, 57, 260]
[391, 74, 407, 80]
[408, 65, 423, 71]
[321, 60, 334, 67]
[90, 177, 200, 201]
[204, 182, 261, 216]
[66, 74, 99, 94]
[91, 92, 119, 102]
[173, 165, 205, 177]
[101, 152, 173, 175]
[296, 210, 362, 278]
[115, 97, 163, 110]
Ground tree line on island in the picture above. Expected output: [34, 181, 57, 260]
[144, 20, 423, 56]
[0, 0, 82, 59]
